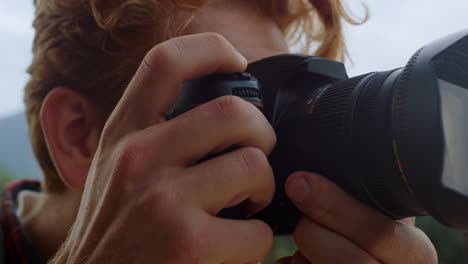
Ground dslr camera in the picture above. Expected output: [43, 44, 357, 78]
[167, 29, 468, 234]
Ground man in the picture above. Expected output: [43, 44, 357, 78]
[1, 0, 437, 263]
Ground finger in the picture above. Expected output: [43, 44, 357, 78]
[293, 217, 380, 264]
[200, 214, 274, 264]
[285, 172, 437, 264]
[137, 95, 276, 166]
[106, 32, 247, 138]
[183, 147, 275, 216]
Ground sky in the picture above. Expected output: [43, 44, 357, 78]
[1, 0, 468, 119]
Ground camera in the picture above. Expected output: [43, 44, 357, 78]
[167, 29, 468, 234]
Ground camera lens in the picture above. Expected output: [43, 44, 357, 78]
[284, 31, 468, 230]
[254, 30, 468, 232]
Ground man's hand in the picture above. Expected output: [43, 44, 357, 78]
[50, 33, 276, 264]
[276, 172, 438, 264]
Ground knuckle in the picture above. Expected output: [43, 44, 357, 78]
[132, 187, 172, 221]
[204, 32, 232, 52]
[148, 126, 173, 151]
[148, 185, 174, 211]
[131, 170, 182, 221]
[170, 37, 190, 59]
[166, 220, 204, 263]
[212, 95, 249, 121]
[144, 42, 178, 71]
[239, 147, 269, 174]
[113, 138, 146, 179]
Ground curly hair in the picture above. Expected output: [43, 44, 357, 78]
[25, 0, 366, 192]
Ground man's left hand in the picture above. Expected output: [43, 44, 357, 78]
[274, 172, 437, 264]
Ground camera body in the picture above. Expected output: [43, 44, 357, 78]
[168, 55, 411, 234]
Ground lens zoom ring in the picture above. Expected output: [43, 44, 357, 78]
[355, 71, 395, 134]
[353, 71, 401, 211]
[309, 74, 368, 136]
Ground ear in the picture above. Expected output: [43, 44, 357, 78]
[40, 87, 102, 189]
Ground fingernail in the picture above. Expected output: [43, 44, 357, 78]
[288, 175, 311, 203]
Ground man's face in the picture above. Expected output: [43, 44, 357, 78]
[183, 0, 290, 63]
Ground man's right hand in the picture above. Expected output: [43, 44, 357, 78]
[50, 33, 277, 264]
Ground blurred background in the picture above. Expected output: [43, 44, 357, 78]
[0, 0, 467, 263]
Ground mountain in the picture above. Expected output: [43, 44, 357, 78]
[0, 112, 41, 179]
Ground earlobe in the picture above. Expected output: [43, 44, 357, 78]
[40, 87, 101, 189]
